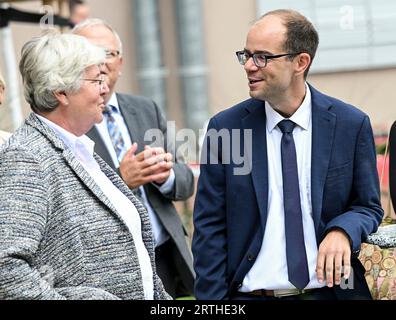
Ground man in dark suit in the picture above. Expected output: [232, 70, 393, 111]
[192, 9, 383, 300]
[73, 19, 195, 298]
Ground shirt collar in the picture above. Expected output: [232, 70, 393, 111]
[35, 113, 95, 156]
[266, 83, 312, 132]
[107, 92, 120, 113]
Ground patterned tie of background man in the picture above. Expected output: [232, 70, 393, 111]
[103, 105, 142, 199]
[103, 105, 125, 162]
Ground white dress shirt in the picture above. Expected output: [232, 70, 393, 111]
[0, 129, 11, 145]
[240, 84, 325, 291]
[95, 93, 173, 247]
[36, 114, 154, 299]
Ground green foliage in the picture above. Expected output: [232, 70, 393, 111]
[376, 143, 386, 155]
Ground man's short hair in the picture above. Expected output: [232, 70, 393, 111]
[258, 9, 319, 78]
[71, 18, 123, 56]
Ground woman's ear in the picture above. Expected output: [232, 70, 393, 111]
[54, 91, 69, 106]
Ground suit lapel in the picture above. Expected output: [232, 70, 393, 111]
[117, 93, 143, 148]
[241, 100, 269, 229]
[86, 126, 116, 170]
[96, 154, 155, 254]
[96, 154, 150, 222]
[26, 114, 127, 226]
[62, 148, 120, 215]
[310, 85, 336, 230]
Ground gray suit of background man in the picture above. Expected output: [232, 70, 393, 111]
[73, 19, 195, 298]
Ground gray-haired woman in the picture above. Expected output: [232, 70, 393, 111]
[0, 71, 11, 144]
[0, 32, 170, 300]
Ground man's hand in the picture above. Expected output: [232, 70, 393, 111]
[316, 229, 352, 288]
[118, 143, 173, 189]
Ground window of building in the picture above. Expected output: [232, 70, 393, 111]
[256, 0, 396, 73]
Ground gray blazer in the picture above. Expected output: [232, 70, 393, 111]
[0, 113, 170, 300]
[87, 93, 195, 291]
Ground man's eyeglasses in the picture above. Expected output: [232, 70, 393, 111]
[236, 50, 301, 68]
[82, 76, 106, 90]
[105, 49, 121, 59]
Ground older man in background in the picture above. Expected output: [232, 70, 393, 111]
[72, 19, 195, 298]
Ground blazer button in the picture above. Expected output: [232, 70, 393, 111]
[247, 254, 255, 261]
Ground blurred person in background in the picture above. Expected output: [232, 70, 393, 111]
[69, 0, 90, 26]
[0, 32, 170, 300]
[72, 19, 195, 299]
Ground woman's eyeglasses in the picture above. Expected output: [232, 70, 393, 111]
[105, 49, 121, 60]
[81, 76, 106, 90]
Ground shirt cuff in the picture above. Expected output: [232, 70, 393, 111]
[154, 168, 175, 194]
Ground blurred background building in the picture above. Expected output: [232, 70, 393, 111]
[1, 0, 395, 141]
[1, 0, 396, 206]
[1, 0, 396, 299]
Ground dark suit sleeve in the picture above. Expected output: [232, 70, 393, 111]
[192, 117, 229, 300]
[324, 116, 384, 251]
[152, 101, 194, 201]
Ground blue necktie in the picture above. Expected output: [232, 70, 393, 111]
[103, 105, 142, 200]
[103, 105, 125, 162]
[278, 119, 310, 290]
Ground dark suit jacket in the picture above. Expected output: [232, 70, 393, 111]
[192, 85, 384, 300]
[87, 93, 195, 292]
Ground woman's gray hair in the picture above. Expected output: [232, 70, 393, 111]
[19, 31, 105, 113]
[72, 18, 123, 56]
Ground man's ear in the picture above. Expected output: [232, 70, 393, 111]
[295, 53, 311, 77]
[54, 91, 69, 106]
[118, 56, 124, 77]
